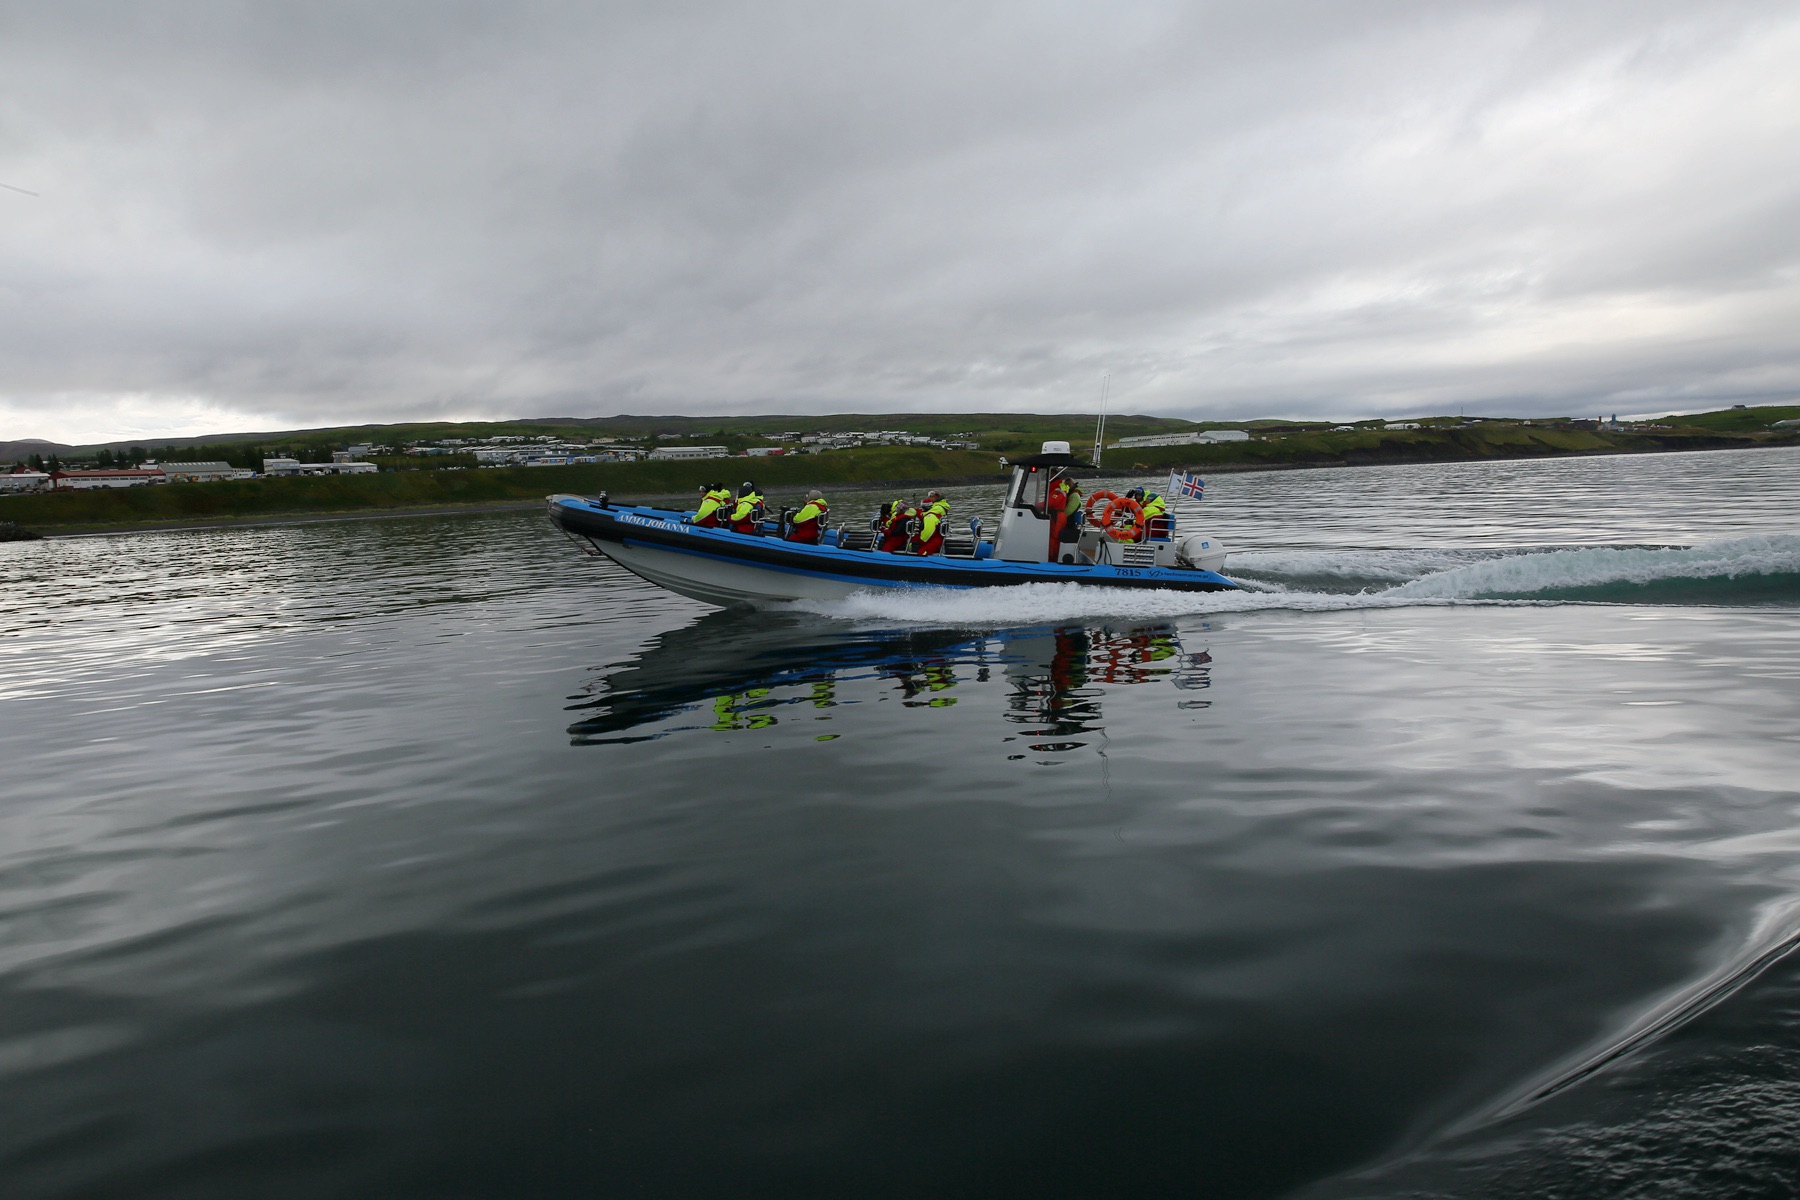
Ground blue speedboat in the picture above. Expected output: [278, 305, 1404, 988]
[547, 441, 1237, 606]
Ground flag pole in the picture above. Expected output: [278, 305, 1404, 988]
[1091, 374, 1111, 468]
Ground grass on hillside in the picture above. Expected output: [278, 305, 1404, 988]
[1654, 405, 1800, 433]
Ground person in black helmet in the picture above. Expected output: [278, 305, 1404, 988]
[728, 481, 765, 533]
[692, 482, 734, 527]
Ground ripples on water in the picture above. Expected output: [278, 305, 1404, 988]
[0, 447, 1798, 1198]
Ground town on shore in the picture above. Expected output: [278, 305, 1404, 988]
[0, 426, 999, 494]
[2, 405, 1797, 531]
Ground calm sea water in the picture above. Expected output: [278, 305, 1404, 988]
[2, 447, 1798, 1199]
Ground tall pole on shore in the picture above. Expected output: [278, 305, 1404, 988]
[1091, 374, 1111, 468]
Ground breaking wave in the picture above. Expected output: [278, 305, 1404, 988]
[787, 535, 1800, 624]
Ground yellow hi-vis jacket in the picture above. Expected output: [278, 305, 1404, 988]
[694, 488, 733, 524]
[729, 491, 764, 530]
[920, 499, 950, 535]
[788, 499, 829, 542]
[916, 499, 950, 548]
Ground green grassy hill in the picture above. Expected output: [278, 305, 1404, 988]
[1650, 405, 1800, 433]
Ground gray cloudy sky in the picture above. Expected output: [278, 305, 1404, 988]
[2, 0, 1797, 443]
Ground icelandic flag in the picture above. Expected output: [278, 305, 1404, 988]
[1168, 470, 1206, 500]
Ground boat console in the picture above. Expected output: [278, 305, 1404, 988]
[993, 441, 1227, 572]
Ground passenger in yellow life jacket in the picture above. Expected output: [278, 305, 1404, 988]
[786, 489, 830, 543]
[877, 499, 915, 553]
[910, 491, 950, 555]
[691, 483, 733, 527]
[1046, 473, 1081, 559]
[1126, 487, 1167, 540]
[728, 481, 764, 534]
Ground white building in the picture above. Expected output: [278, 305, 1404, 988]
[648, 446, 729, 460]
[471, 445, 605, 466]
[51, 468, 166, 489]
[153, 460, 239, 482]
[0, 471, 51, 493]
[262, 458, 379, 476]
[1110, 430, 1251, 449]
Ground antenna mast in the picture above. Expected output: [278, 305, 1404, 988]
[1091, 374, 1111, 468]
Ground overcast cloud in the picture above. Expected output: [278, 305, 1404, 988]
[2, 0, 1797, 442]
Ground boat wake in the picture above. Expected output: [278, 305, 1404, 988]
[787, 535, 1800, 623]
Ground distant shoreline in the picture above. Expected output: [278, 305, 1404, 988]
[13, 438, 1797, 538]
[21, 471, 1012, 537]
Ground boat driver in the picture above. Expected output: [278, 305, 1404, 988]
[1046, 471, 1082, 559]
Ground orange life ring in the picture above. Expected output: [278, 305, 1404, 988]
[1099, 496, 1145, 541]
[1083, 491, 1123, 517]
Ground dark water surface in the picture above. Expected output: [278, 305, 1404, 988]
[2, 448, 1798, 1198]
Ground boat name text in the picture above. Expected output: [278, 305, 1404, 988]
[620, 513, 687, 533]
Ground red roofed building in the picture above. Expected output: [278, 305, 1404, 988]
[49, 468, 167, 490]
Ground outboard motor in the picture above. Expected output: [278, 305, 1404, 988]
[1176, 534, 1228, 573]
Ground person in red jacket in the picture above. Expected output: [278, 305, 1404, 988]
[786, 490, 830, 543]
[1045, 472, 1082, 559]
[877, 499, 916, 553]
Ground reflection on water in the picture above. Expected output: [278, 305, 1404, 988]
[1002, 627, 1210, 755]
[4, 451, 1800, 1199]
[566, 612, 1215, 757]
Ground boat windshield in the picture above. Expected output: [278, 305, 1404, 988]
[1009, 466, 1050, 512]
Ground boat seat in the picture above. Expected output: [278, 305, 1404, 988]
[837, 528, 876, 551]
